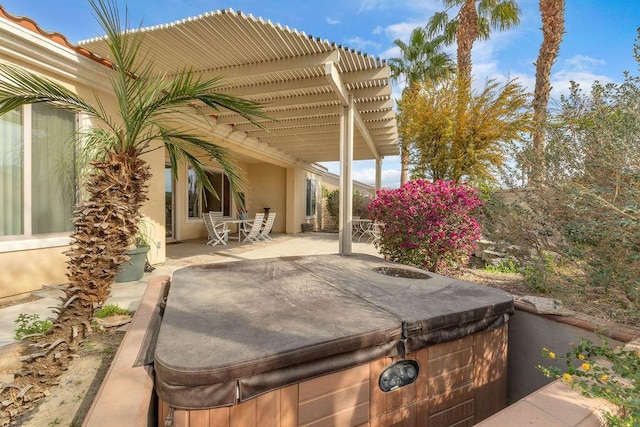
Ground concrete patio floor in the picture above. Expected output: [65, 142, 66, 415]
[0, 232, 381, 344]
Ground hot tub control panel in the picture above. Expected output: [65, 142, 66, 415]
[379, 359, 420, 392]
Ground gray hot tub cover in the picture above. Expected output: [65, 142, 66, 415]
[154, 254, 513, 409]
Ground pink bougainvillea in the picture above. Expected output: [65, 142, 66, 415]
[367, 180, 482, 273]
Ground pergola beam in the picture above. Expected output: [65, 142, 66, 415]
[325, 62, 379, 162]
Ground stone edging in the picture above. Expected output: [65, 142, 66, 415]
[82, 275, 169, 427]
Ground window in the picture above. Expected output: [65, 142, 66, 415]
[306, 178, 317, 217]
[187, 168, 232, 219]
[0, 104, 76, 239]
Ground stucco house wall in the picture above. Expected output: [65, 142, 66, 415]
[0, 15, 118, 300]
[247, 163, 287, 233]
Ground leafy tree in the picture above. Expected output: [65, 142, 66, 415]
[0, 0, 265, 337]
[531, 0, 565, 182]
[388, 27, 455, 186]
[368, 180, 483, 273]
[397, 77, 531, 183]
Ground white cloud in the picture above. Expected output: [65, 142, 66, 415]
[379, 45, 400, 60]
[549, 70, 614, 100]
[358, 0, 388, 13]
[384, 21, 420, 41]
[372, 25, 383, 35]
[346, 36, 381, 52]
[564, 54, 606, 71]
[326, 17, 341, 25]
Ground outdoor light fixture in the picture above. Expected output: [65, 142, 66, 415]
[378, 359, 420, 392]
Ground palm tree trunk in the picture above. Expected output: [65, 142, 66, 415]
[531, 0, 565, 183]
[60, 151, 150, 337]
[456, 0, 480, 82]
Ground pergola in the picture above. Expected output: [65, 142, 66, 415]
[81, 9, 399, 254]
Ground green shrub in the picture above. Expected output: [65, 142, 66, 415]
[484, 258, 522, 274]
[14, 313, 53, 340]
[94, 304, 133, 318]
[539, 338, 639, 426]
[322, 187, 374, 227]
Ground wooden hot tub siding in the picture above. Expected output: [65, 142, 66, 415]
[158, 325, 508, 427]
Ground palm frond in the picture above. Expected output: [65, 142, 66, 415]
[0, 64, 101, 118]
[156, 127, 247, 201]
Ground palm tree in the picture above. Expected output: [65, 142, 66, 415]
[388, 27, 455, 185]
[531, 0, 565, 183]
[388, 28, 455, 89]
[427, 0, 521, 82]
[0, 0, 266, 338]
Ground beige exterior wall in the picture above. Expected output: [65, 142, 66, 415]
[285, 168, 325, 234]
[0, 19, 117, 300]
[0, 246, 68, 300]
[246, 163, 286, 233]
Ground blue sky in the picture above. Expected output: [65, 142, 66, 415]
[2, 0, 638, 188]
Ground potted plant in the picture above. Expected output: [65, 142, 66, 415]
[114, 225, 152, 283]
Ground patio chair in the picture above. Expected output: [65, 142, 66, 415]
[209, 211, 223, 220]
[241, 213, 265, 243]
[203, 213, 229, 246]
[258, 212, 277, 241]
[360, 221, 383, 244]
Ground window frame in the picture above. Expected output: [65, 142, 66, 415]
[186, 167, 233, 222]
[0, 104, 77, 252]
[305, 178, 317, 218]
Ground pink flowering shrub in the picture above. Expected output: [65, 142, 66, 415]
[367, 180, 483, 273]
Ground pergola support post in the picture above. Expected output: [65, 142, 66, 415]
[338, 94, 355, 255]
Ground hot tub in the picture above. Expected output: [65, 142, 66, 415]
[155, 254, 514, 426]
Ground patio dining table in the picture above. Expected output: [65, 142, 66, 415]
[213, 217, 254, 243]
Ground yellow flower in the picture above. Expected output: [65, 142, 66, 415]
[581, 363, 591, 372]
[600, 375, 608, 382]
[578, 354, 585, 360]
[562, 373, 572, 382]
[548, 352, 556, 359]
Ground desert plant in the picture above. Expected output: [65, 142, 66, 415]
[539, 338, 639, 426]
[94, 304, 133, 318]
[0, 0, 265, 338]
[368, 179, 482, 273]
[14, 313, 54, 340]
[484, 258, 521, 274]
[484, 33, 640, 316]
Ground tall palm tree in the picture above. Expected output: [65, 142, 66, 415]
[427, 0, 521, 82]
[531, 0, 565, 183]
[388, 27, 455, 185]
[0, 0, 266, 338]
